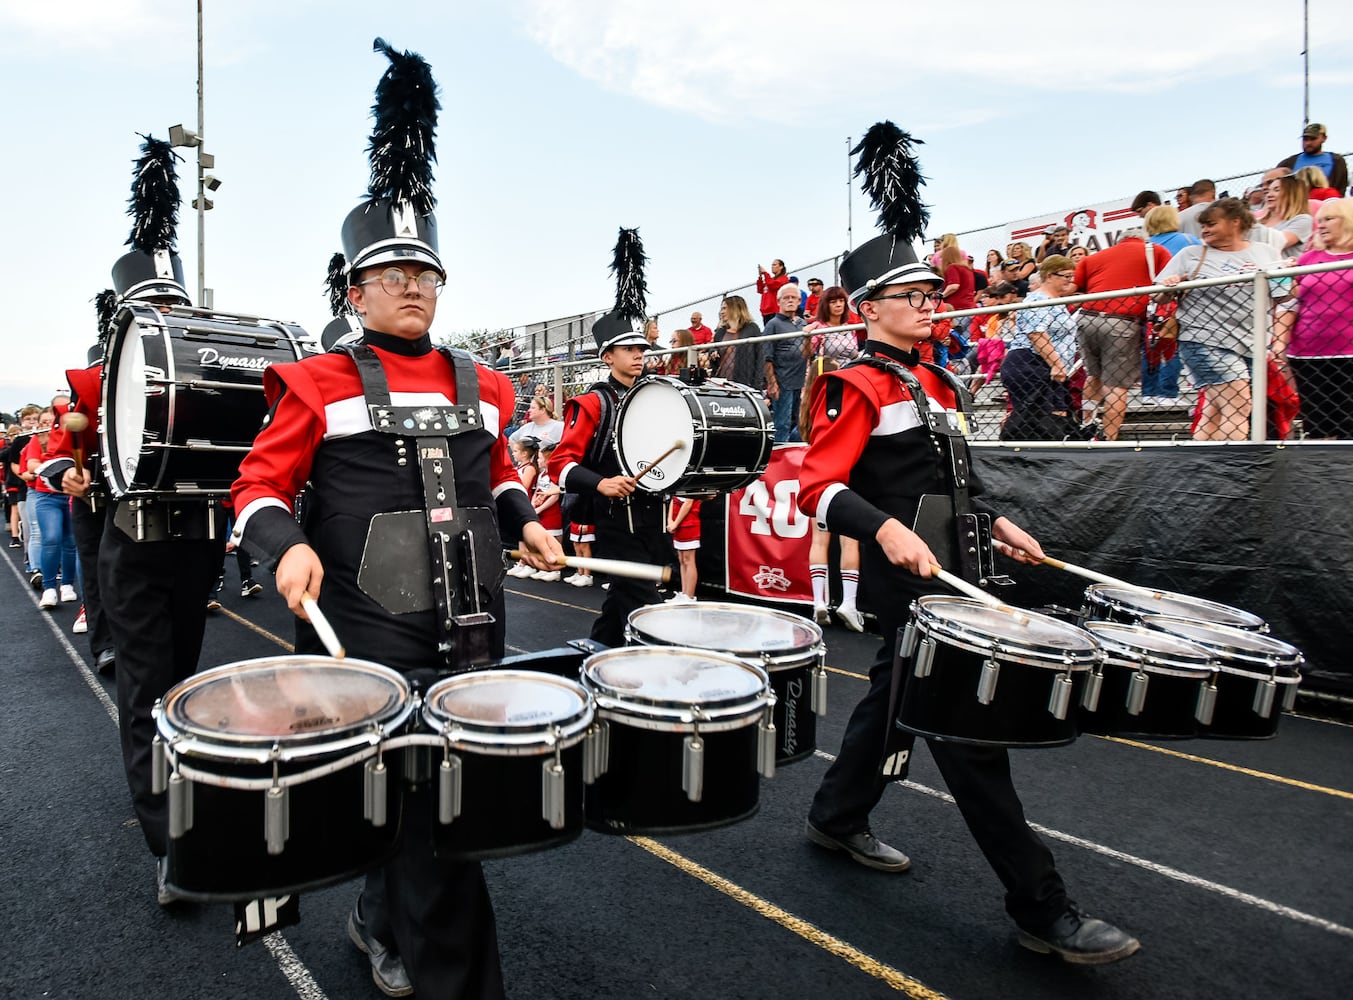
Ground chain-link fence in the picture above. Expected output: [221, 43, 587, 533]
[499, 255, 1353, 445]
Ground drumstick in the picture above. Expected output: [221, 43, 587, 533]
[633, 439, 686, 483]
[509, 548, 672, 584]
[301, 591, 346, 659]
[995, 541, 1163, 596]
[929, 564, 1029, 624]
[61, 412, 89, 477]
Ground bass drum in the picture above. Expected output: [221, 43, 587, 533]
[615, 375, 772, 497]
[102, 303, 310, 497]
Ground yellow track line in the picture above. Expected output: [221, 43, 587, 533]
[217, 606, 295, 652]
[629, 837, 949, 999]
[1095, 735, 1353, 801]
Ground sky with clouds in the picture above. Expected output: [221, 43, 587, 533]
[1, 0, 1351, 410]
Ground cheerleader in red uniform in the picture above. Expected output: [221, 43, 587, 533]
[666, 496, 700, 602]
[531, 443, 564, 581]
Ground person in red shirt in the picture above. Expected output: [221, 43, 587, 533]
[755, 258, 790, 323]
[665, 496, 701, 601]
[24, 410, 79, 610]
[803, 277, 825, 319]
[687, 310, 715, 345]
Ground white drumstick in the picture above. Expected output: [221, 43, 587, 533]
[301, 592, 346, 659]
[995, 541, 1163, 597]
[929, 565, 1029, 624]
[509, 549, 672, 584]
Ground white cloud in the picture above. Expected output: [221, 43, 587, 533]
[0, 0, 184, 50]
[515, 0, 1353, 122]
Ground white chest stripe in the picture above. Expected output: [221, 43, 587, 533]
[323, 392, 502, 440]
[872, 397, 950, 437]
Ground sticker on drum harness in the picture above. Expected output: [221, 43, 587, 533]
[234, 894, 300, 949]
[881, 749, 910, 777]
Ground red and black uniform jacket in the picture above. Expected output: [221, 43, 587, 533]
[38, 364, 102, 492]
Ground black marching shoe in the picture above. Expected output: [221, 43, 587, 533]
[241, 578, 263, 598]
[1017, 905, 1140, 965]
[156, 856, 182, 907]
[95, 649, 116, 677]
[805, 819, 911, 872]
[348, 898, 413, 997]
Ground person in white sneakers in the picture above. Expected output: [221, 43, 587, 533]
[24, 413, 79, 610]
[666, 496, 700, 603]
[530, 443, 563, 582]
[564, 503, 595, 588]
[506, 438, 542, 579]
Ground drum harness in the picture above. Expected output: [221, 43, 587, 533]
[576, 376, 664, 534]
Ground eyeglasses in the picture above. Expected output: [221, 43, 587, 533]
[358, 267, 445, 299]
[1054, 272, 1076, 281]
[873, 291, 945, 308]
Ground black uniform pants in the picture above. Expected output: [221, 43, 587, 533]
[71, 498, 112, 659]
[589, 505, 666, 648]
[808, 590, 1069, 930]
[100, 518, 222, 857]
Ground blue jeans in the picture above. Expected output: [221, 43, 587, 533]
[1141, 352, 1182, 398]
[33, 491, 76, 590]
[23, 498, 42, 570]
[771, 388, 802, 443]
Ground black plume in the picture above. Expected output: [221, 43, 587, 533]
[325, 252, 351, 317]
[94, 289, 119, 341]
[610, 228, 647, 322]
[367, 37, 440, 215]
[126, 134, 183, 253]
[852, 122, 928, 243]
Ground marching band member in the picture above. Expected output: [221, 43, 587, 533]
[231, 39, 559, 998]
[797, 123, 1139, 965]
[548, 229, 667, 646]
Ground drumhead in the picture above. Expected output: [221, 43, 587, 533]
[109, 310, 152, 491]
[616, 376, 696, 490]
[1139, 616, 1304, 675]
[424, 670, 592, 741]
[915, 596, 1098, 666]
[583, 647, 769, 724]
[1086, 584, 1265, 631]
[627, 602, 821, 668]
[160, 656, 410, 748]
[1084, 621, 1215, 677]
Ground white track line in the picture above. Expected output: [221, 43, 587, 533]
[2, 549, 329, 999]
[813, 749, 1353, 940]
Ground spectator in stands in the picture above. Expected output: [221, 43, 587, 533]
[1001, 257, 1032, 297]
[1142, 206, 1197, 402]
[1156, 198, 1285, 441]
[662, 329, 700, 375]
[939, 245, 976, 337]
[804, 278, 825, 318]
[714, 295, 764, 389]
[930, 233, 959, 270]
[756, 259, 790, 324]
[1277, 123, 1348, 195]
[967, 255, 988, 294]
[1067, 245, 1090, 266]
[1000, 256, 1079, 440]
[1244, 185, 1266, 213]
[1131, 191, 1162, 217]
[973, 311, 1008, 396]
[688, 310, 715, 345]
[1145, 205, 1202, 256]
[1262, 171, 1314, 257]
[1298, 166, 1342, 209]
[764, 283, 809, 442]
[788, 276, 808, 316]
[1036, 225, 1072, 262]
[1176, 187, 1192, 211]
[505, 438, 543, 579]
[985, 249, 1004, 281]
[1074, 226, 1171, 441]
[803, 285, 859, 362]
[529, 443, 564, 582]
[1275, 198, 1353, 438]
[1177, 179, 1217, 237]
[1006, 241, 1037, 278]
[509, 395, 563, 447]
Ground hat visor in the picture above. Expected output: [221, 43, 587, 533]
[849, 263, 944, 308]
[122, 279, 192, 306]
[348, 241, 445, 278]
[598, 332, 652, 355]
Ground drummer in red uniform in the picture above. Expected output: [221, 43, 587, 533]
[796, 122, 1139, 965]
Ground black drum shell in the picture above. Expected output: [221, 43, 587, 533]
[430, 743, 584, 861]
[584, 723, 760, 835]
[165, 752, 403, 902]
[769, 666, 817, 764]
[1204, 671, 1294, 740]
[1078, 663, 1211, 739]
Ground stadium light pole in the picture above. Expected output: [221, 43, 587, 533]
[170, 2, 213, 307]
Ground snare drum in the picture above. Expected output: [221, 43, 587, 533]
[1079, 622, 1217, 739]
[581, 647, 774, 834]
[420, 670, 594, 861]
[615, 375, 772, 497]
[1141, 617, 1303, 740]
[626, 602, 825, 765]
[1084, 584, 1266, 632]
[153, 656, 413, 902]
[896, 597, 1099, 747]
[102, 303, 310, 497]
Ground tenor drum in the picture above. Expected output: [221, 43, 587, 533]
[626, 602, 825, 765]
[1140, 617, 1303, 740]
[615, 375, 772, 497]
[421, 670, 594, 861]
[1084, 584, 1267, 632]
[896, 597, 1099, 747]
[581, 647, 774, 834]
[154, 656, 413, 902]
[102, 303, 309, 497]
[1079, 622, 1217, 739]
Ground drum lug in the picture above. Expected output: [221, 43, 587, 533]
[757, 709, 777, 780]
[914, 637, 936, 679]
[151, 735, 168, 795]
[439, 754, 463, 825]
[542, 756, 566, 831]
[1253, 677, 1277, 720]
[1048, 673, 1073, 721]
[265, 785, 290, 856]
[976, 658, 1000, 705]
[1195, 680, 1218, 726]
[364, 758, 389, 828]
[1126, 670, 1150, 716]
[898, 621, 918, 661]
[682, 734, 705, 803]
[1081, 669, 1103, 714]
[1282, 675, 1300, 712]
[811, 663, 828, 716]
[168, 770, 193, 840]
[583, 721, 610, 785]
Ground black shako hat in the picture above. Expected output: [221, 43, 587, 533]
[591, 228, 650, 356]
[341, 38, 444, 279]
[111, 134, 192, 306]
[839, 122, 942, 309]
[320, 251, 363, 351]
